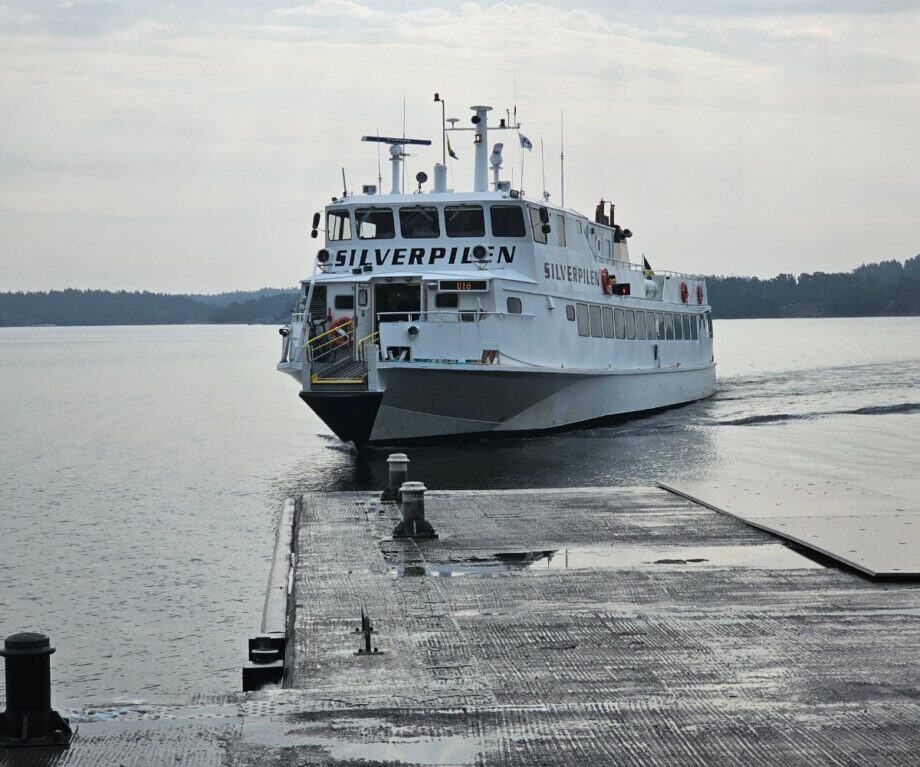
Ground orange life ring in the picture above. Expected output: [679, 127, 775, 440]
[600, 268, 611, 295]
[696, 284, 704, 305]
[679, 282, 689, 303]
[329, 316, 352, 347]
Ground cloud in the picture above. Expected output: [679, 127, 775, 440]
[0, 0, 917, 290]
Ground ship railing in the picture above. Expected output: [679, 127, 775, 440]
[356, 331, 379, 361]
[591, 254, 703, 280]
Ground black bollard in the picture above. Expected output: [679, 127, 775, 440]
[0, 632, 73, 748]
[381, 453, 409, 503]
[392, 482, 438, 539]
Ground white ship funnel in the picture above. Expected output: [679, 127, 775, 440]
[471, 105, 492, 192]
[433, 163, 448, 192]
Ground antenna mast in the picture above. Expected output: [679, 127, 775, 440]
[560, 110, 565, 208]
[540, 138, 548, 201]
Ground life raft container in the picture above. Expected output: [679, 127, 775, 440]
[329, 316, 352, 347]
[679, 281, 689, 303]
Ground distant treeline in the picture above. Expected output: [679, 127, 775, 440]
[0, 288, 299, 327]
[707, 256, 920, 318]
[1, 257, 917, 326]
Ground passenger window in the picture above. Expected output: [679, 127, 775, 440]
[602, 307, 615, 338]
[435, 293, 458, 308]
[614, 308, 626, 339]
[507, 296, 523, 314]
[575, 219, 583, 235]
[589, 305, 603, 337]
[576, 303, 590, 337]
[655, 312, 665, 340]
[634, 311, 645, 340]
[326, 209, 351, 241]
[334, 294, 354, 310]
[665, 314, 674, 340]
[705, 311, 714, 338]
[529, 207, 548, 244]
[625, 310, 636, 340]
[682, 314, 692, 341]
[555, 214, 566, 246]
[566, 305, 575, 321]
[690, 313, 699, 340]
[399, 207, 440, 238]
[645, 311, 655, 340]
[674, 313, 684, 340]
[490, 206, 526, 237]
[355, 207, 394, 239]
[358, 289, 368, 307]
[445, 205, 485, 237]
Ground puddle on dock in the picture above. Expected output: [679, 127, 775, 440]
[391, 543, 821, 577]
[244, 718, 483, 764]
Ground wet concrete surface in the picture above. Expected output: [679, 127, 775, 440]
[4, 486, 919, 765]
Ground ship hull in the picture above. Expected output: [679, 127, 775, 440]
[300, 362, 717, 446]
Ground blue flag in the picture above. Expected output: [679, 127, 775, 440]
[519, 134, 533, 151]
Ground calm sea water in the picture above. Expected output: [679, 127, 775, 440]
[1, 318, 918, 703]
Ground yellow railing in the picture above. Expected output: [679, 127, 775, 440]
[356, 331, 379, 361]
[305, 319, 354, 362]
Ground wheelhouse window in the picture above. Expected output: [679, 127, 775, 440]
[435, 293, 458, 309]
[529, 207, 548, 244]
[614, 308, 626, 339]
[490, 206, 526, 237]
[507, 296, 523, 314]
[326, 209, 351, 241]
[602, 306, 615, 338]
[445, 205, 485, 237]
[576, 303, 590, 336]
[399, 206, 440, 238]
[355, 207, 394, 240]
[589, 305, 603, 337]
[555, 214, 566, 247]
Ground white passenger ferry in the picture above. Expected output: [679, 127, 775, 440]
[278, 103, 716, 445]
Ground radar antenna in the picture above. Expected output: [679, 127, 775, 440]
[361, 136, 432, 194]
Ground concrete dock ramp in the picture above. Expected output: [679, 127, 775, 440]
[660, 478, 920, 577]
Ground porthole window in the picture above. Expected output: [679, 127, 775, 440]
[507, 296, 523, 314]
[566, 305, 575, 322]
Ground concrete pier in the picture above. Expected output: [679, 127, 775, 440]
[4, 485, 920, 766]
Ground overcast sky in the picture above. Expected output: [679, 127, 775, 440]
[1, 0, 918, 292]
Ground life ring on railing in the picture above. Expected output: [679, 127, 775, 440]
[679, 281, 689, 304]
[696, 284, 704, 305]
[600, 268, 611, 295]
[329, 316, 352, 347]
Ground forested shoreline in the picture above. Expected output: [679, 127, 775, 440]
[1, 257, 917, 326]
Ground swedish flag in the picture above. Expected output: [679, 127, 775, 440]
[643, 256, 655, 278]
[448, 136, 458, 160]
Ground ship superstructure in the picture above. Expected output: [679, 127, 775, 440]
[278, 102, 716, 444]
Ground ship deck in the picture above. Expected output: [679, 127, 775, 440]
[16, 484, 920, 766]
